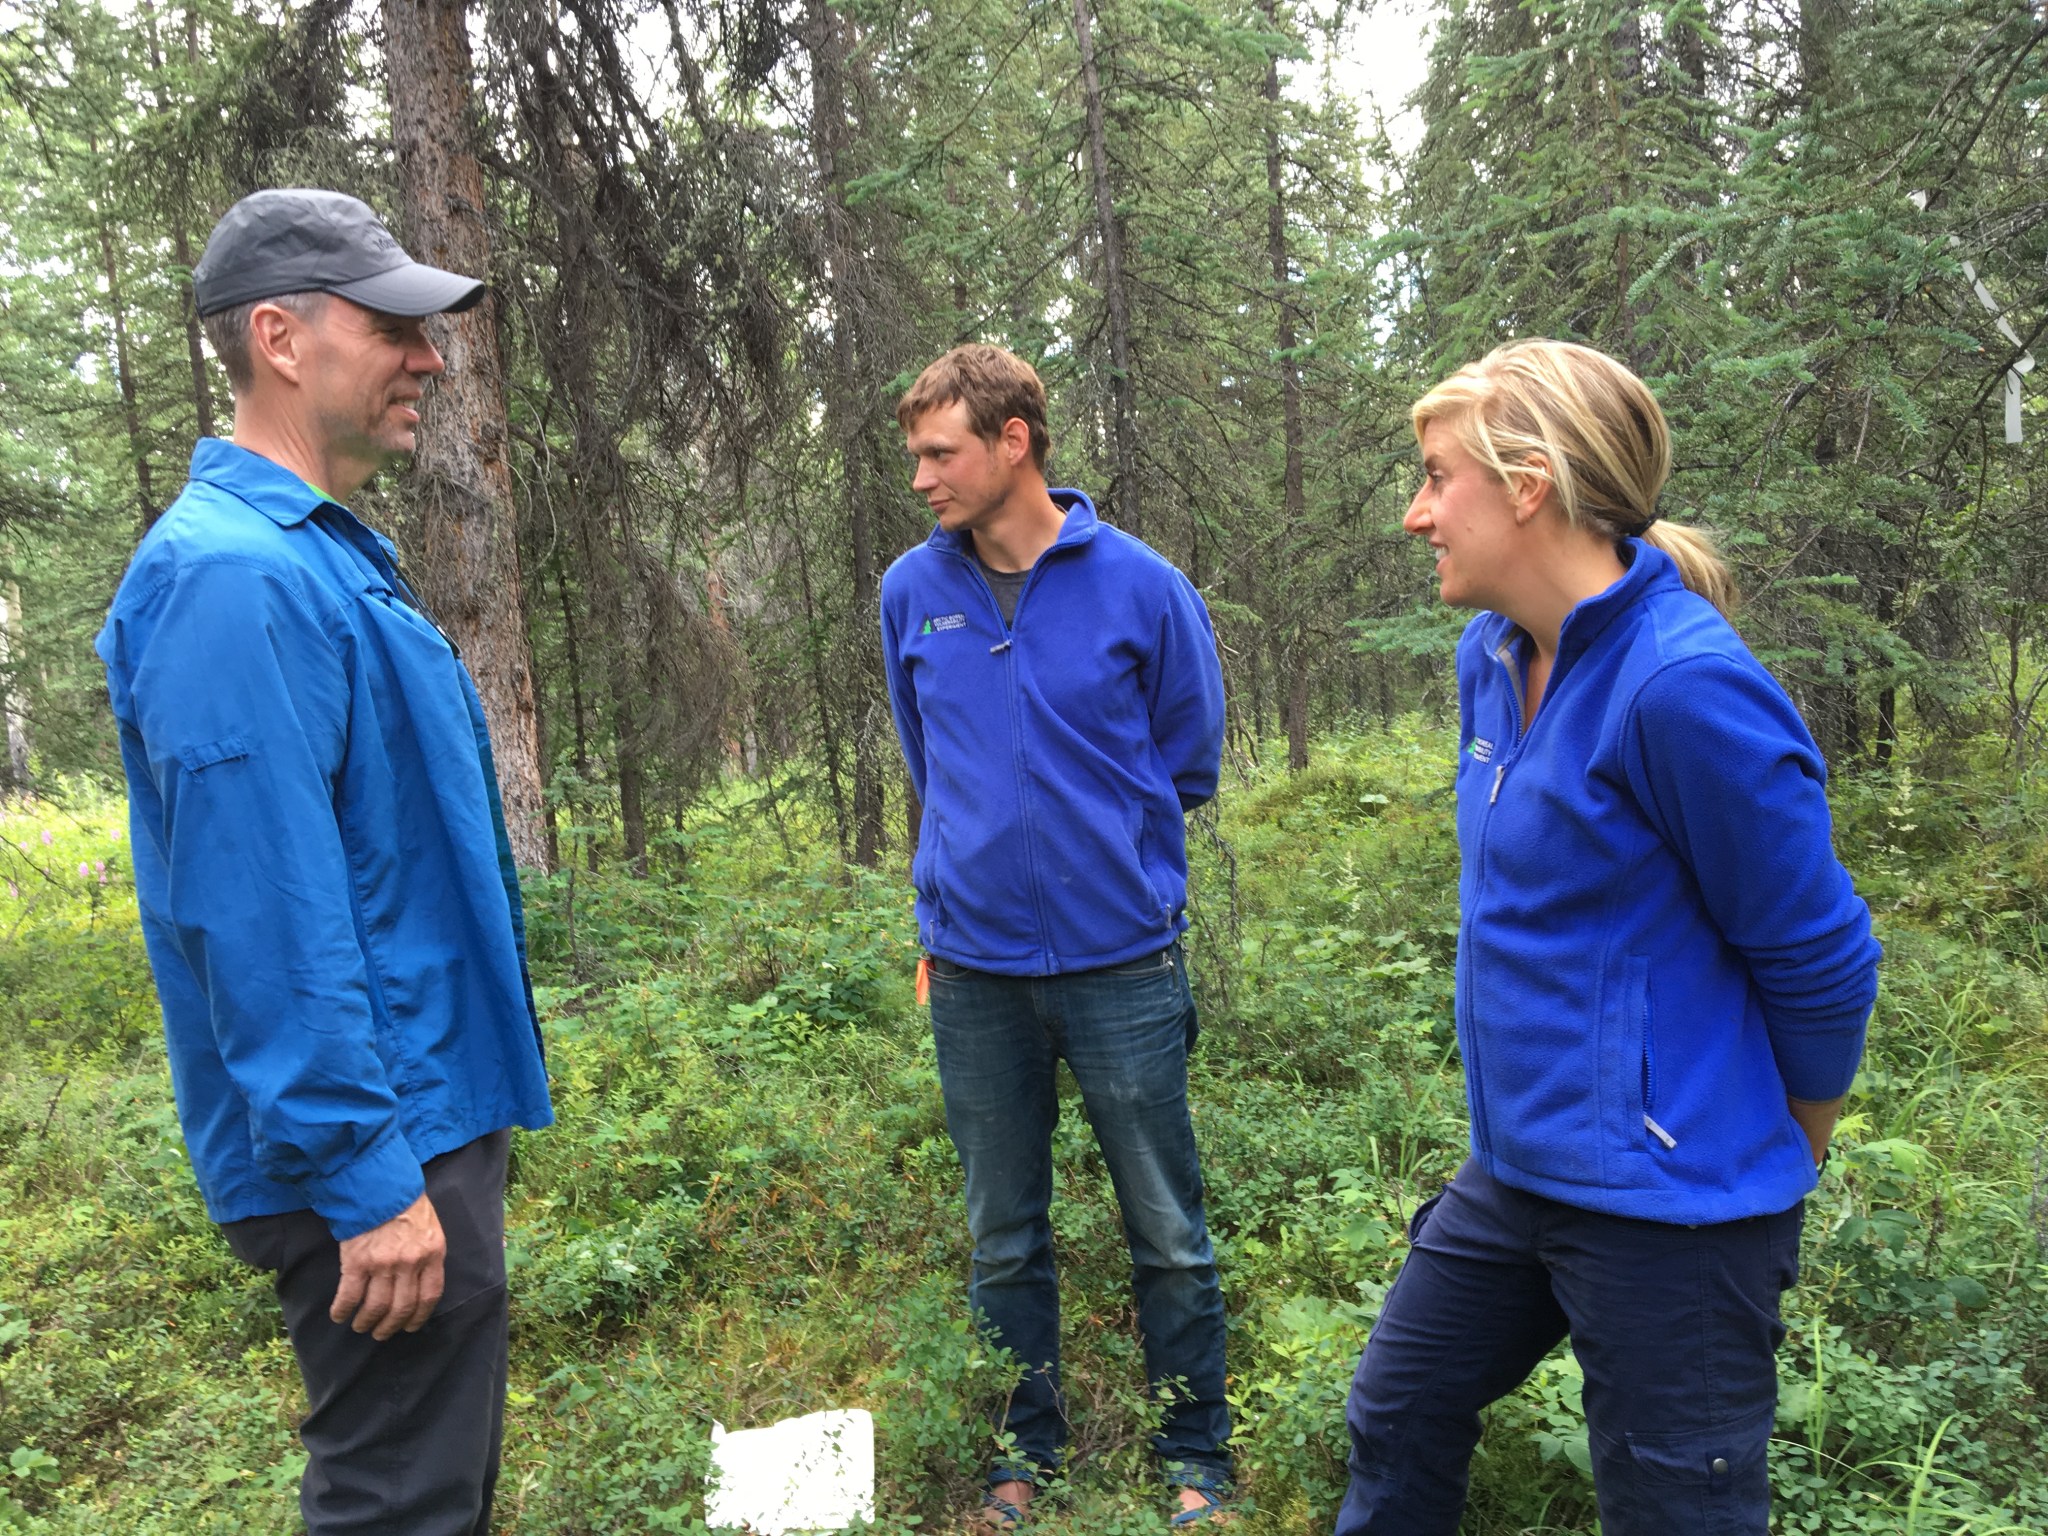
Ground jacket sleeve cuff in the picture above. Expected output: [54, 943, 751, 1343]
[301, 1124, 427, 1242]
[1768, 1013, 1871, 1102]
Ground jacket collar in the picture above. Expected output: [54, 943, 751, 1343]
[923, 487, 1103, 558]
[1480, 538, 1682, 660]
[1558, 538, 1682, 659]
[186, 437, 403, 564]
[187, 437, 337, 528]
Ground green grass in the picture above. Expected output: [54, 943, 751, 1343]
[1, 723, 2044, 1533]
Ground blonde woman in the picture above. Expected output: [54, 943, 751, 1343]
[1336, 341, 1880, 1535]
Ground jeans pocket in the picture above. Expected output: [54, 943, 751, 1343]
[928, 955, 973, 982]
[1406, 1188, 1448, 1244]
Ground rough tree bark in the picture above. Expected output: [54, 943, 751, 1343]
[1073, 0, 1141, 536]
[381, 0, 551, 871]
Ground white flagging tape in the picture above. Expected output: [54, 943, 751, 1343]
[1912, 190, 2036, 443]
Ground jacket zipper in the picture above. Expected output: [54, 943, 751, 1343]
[1461, 635, 1533, 1159]
[1487, 637, 1528, 802]
[1478, 625, 1679, 1156]
[1642, 997, 1677, 1148]
[957, 546, 1062, 973]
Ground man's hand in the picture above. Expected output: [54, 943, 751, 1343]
[331, 1193, 446, 1340]
[1787, 1094, 1846, 1170]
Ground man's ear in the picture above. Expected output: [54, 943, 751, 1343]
[246, 301, 310, 387]
[1000, 415, 1033, 467]
[1512, 454, 1553, 525]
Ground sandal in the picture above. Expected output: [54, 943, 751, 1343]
[974, 1490, 1032, 1531]
[1168, 1486, 1237, 1527]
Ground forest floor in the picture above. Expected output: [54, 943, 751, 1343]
[2, 720, 2044, 1534]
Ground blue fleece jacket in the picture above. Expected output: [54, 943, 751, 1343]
[881, 491, 1225, 976]
[1454, 541, 1880, 1223]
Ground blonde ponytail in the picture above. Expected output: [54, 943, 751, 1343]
[1412, 339, 1738, 617]
[1641, 521, 1737, 617]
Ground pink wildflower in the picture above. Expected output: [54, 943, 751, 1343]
[78, 861, 90, 877]
[40, 829, 52, 846]
[93, 860, 104, 874]
[5, 881, 16, 900]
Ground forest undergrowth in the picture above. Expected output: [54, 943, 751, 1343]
[1, 719, 2044, 1534]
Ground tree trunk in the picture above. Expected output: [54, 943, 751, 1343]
[554, 560, 599, 874]
[794, 517, 852, 857]
[615, 690, 648, 875]
[1873, 585, 1897, 766]
[1797, 0, 1852, 99]
[171, 213, 216, 443]
[1284, 639, 1311, 775]
[1262, 6, 1309, 770]
[806, 0, 886, 866]
[0, 577, 29, 789]
[144, 1, 217, 443]
[1611, 3, 1648, 358]
[91, 184, 158, 529]
[1073, 0, 1141, 536]
[381, 0, 551, 871]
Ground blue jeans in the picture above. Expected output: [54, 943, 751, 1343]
[1338, 1159, 1801, 1535]
[928, 945, 1233, 1492]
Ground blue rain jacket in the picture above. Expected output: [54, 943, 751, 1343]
[1453, 540, 1880, 1224]
[96, 439, 553, 1240]
[881, 491, 1225, 975]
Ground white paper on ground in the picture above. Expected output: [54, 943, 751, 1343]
[704, 1409, 876, 1535]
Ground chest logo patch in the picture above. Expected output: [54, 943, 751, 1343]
[921, 613, 968, 634]
[1466, 736, 1495, 763]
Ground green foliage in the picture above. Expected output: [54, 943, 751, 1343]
[7, 722, 2044, 1530]
[3, 0, 2045, 1522]
[0, 800, 154, 1062]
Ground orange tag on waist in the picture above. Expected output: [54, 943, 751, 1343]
[916, 954, 931, 1007]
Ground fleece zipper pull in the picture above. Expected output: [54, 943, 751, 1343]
[1490, 764, 1506, 804]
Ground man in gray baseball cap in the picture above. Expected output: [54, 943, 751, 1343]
[95, 189, 553, 1534]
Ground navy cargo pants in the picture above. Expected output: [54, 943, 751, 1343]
[1337, 1158, 1800, 1536]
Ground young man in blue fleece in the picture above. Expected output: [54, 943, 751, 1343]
[96, 190, 551, 1535]
[881, 345, 1233, 1530]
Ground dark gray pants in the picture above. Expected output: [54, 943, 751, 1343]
[222, 1130, 512, 1536]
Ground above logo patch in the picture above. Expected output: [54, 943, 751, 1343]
[921, 613, 968, 635]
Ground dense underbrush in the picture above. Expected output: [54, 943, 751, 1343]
[1, 720, 2044, 1533]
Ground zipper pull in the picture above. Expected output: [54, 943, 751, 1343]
[1643, 1114, 1678, 1150]
[1490, 764, 1505, 804]
[989, 638, 1012, 654]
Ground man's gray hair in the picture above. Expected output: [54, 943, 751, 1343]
[200, 291, 330, 394]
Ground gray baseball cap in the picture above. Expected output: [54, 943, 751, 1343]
[192, 188, 486, 318]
